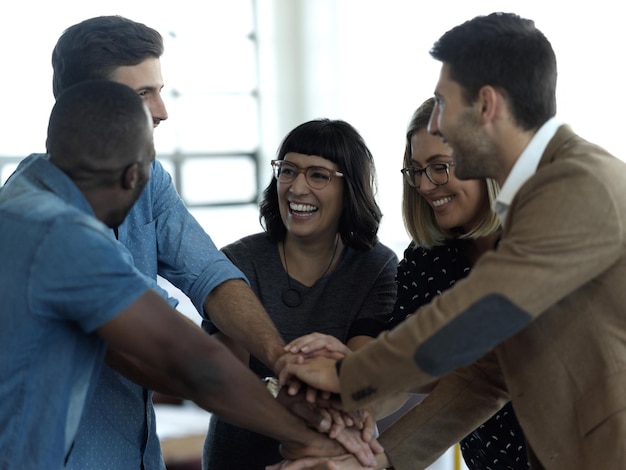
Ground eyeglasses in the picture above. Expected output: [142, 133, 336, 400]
[271, 160, 344, 189]
[400, 161, 455, 188]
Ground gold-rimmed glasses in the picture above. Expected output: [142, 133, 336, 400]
[271, 160, 343, 190]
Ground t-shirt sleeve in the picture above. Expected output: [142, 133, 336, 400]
[30, 217, 153, 333]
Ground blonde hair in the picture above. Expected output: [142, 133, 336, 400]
[402, 98, 501, 247]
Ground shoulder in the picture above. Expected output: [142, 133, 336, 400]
[222, 232, 273, 258]
[149, 158, 170, 180]
[143, 159, 176, 199]
[521, 128, 626, 224]
[341, 242, 398, 278]
[367, 241, 399, 262]
[345, 242, 399, 273]
[401, 239, 463, 263]
[539, 126, 623, 184]
[396, 239, 470, 285]
[46, 213, 118, 258]
[14, 153, 45, 173]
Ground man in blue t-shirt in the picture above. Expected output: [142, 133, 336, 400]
[0, 80, 342, 469]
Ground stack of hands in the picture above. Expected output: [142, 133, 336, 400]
[268, 333, 386, 470]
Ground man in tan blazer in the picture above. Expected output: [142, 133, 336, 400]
[275, 12, 626, 470]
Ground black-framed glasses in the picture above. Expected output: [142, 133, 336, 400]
[400, 161, 456, 188]
[271, 160, 344, 190]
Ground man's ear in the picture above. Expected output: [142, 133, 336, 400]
[476, 85, 499, 124]
[121, 163, 140, 190]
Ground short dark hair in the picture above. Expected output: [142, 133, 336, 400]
[52, 15, 164, 98]
[430, 12, 557, 130]
[47, 80, 151, 184]
[260, 119, 382, 251]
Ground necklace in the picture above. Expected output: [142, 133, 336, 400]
[281, 236, 340, 308]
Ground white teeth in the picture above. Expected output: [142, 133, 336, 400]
[432, 196, 454, 207]
[289, 202, 318, 213]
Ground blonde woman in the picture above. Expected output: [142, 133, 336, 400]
[387, 97, 528, 470]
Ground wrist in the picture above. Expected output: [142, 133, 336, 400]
[377, 451, 392, 470]
[268, 343, 287, 373]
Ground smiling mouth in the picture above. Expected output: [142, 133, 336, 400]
[289, 202, 318, 216]
[432, 195, 454, 207]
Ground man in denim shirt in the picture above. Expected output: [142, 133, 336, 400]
[12, 16, 288, 469]
[0, 80, 344, 470]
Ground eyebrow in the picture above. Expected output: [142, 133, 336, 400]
[282, 161, 337, 172]
[411, 153, 452, 167]
[135, 84, 164, 94]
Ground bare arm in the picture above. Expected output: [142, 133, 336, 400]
[203, 279, 285, 371]
[98, 289, 340, 460]
[105, 348, 181, 396]
[105, 309, 202, 396]
[212, 330, 251, 365]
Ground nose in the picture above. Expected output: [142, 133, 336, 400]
[289, 171, 310, 194]
[427, 106, 440, 136]
[149, 94, 168, 126]
[417, 171, 437, 193]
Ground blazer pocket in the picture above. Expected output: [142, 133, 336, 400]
[575, 370, 626, 436]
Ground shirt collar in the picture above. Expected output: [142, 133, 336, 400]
[494, 117, 562, 225]
[26, 155, 96, 217]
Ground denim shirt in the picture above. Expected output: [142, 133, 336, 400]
[0, 158, 153, 469]
[16, 155, 247, 469]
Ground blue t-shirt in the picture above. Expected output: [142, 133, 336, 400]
[0, 158, 153, 469]
[11, 155, 245, 469]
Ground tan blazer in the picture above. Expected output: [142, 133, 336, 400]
[340, 126, 626, 469]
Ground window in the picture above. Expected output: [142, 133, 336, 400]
[0, 0, 262, 212]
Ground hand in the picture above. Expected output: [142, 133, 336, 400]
[280, 427, 344, 463]
[273, 366, 331, 406]
[332, 426, 384, 466]
[278, 403, 381, 467]
[329, 407, 377, 444]
[282, 334, 347, 402]
[267, 453, 375, 470]
[276, 353, 337, 403]
[285, 333, 352, 358]
[276, 387, 373, 444]
[278, 355, 341, 396]
[277, 386, 333, 432]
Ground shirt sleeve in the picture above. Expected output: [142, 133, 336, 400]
[380, 351, 509, 469]
[339, 159, 624, 409]
[199, 240, 250, 335]
[146, 160, 248, 315]
[30, 216, 153, 333]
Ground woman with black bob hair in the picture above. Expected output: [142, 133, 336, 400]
[260, 118, 382, 251]
[202, 118, 398, 469]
